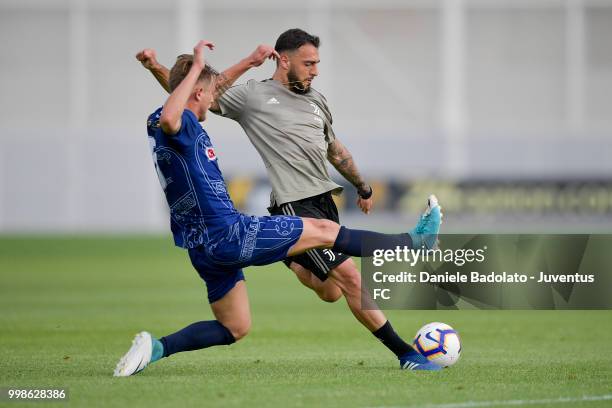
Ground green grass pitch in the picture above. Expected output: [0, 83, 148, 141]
[1, 236, 611, 407]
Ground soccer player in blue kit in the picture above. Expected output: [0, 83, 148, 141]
[114, 40, 443, 376]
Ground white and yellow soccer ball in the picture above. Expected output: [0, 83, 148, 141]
[413, 322, 462, 367]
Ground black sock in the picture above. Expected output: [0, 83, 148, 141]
[372, 320, 414, 358]
[332, 226, 413, 257]
[160, 320, 235, 357]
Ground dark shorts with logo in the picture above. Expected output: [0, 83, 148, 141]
[268, 191, 351, 281]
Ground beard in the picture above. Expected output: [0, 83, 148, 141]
[287, 69, 310, 94]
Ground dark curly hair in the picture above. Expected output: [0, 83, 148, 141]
[274, 28, 320, 53]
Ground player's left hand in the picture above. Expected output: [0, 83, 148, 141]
[193, 40, 215, 68]
[357, 196, 374, 215]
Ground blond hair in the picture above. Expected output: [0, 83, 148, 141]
[168, 54, 218, 92]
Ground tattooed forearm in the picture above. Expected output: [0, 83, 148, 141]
[327, 140, 368, 192]
[213, 72, 231, 100]
[209, 56, 253, 113]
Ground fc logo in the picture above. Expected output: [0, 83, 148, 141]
[205, 147, 217, 161]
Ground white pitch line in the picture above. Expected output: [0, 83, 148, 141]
[370, 394, 612, 408]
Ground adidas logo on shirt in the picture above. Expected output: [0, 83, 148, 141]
[266, 97, 280, 105]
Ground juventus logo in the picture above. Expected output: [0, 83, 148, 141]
[309, 103, 321, 116]
[322, 249, 336, 262]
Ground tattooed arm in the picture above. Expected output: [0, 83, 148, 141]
[327, 138, 374, 214]
[136, 45, 279, 112]
[209, 45, 279, 113]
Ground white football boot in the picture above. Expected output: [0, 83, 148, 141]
[113, 331, 153, 377]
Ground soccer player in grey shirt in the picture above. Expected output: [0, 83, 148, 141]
[136, 29, 417, 365]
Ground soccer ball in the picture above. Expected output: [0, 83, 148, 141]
[413, 322, 461, 367]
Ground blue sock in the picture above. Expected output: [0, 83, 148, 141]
[332, 226, 414, 257]
[160, 320, 235, 358]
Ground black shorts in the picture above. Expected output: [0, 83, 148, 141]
[268, 192, 350, 281]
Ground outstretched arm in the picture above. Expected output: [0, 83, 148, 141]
[159, 40, 213, 135]
[209, 45, 279, 113]
[327, 138, 374, 214]
[136, 45, 279, 112]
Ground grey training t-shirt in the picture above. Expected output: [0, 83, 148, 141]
[216, 79, 342, 206]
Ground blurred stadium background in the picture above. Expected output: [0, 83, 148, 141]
[1, 0, 611, 234]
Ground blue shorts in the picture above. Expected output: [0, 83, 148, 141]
[188, 214, 303, 303]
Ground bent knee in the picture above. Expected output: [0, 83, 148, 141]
[226, 319, 251, 342]
[318, 286, 342, 303]
[307, 218, 340, 247]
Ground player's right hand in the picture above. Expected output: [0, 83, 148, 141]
[357, 196, 374, 215]
[248, 45, 280, 67]
[135, 48, 159, 70]
[193, 40, 215, 68]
